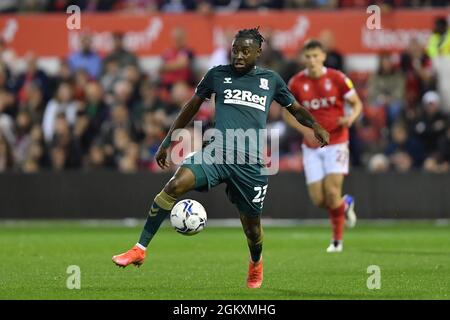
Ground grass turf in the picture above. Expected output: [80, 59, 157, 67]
[0, 221, 449, 300]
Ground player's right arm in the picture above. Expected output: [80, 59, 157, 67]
[156, 67, 215, 169]
[155, 95, 204, 169]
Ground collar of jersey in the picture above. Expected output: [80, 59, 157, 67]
[230, 65, 258, 77]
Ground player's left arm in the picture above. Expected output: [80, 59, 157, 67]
[338, 92, 363, 128]
[337, 75, 363, 128]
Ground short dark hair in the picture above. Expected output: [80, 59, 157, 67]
[235, 27, 265, 48]
[435, 17, 448, 31]
[302, 39, 324, 52]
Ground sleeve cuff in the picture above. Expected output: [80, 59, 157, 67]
[344, 89, 356, 100]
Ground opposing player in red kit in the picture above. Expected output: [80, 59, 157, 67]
[283, 40, 363, 252]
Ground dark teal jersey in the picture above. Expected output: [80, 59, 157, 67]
[195, 65, 295, 163]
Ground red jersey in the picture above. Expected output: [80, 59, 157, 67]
[288, 67, 355, 148]
[161, 47, 194, 87]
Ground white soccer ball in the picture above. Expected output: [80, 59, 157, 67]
[170, 199, 207, 235]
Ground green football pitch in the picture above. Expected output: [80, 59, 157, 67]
[0, 221, 449, 300]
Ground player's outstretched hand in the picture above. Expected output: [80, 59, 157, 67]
[156, 146, 171, 169]
[312, 123, 330, 147]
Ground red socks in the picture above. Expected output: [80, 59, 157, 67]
[328, 202, 345, 241]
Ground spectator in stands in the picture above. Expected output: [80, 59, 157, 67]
[159, 27, 195, 89]
[0, 0, 17, 13]
[209, 29, 234, 68]
[132, 79, 167, 125]
[279, 47, 305, 83]
[319, 29, 344, 71]
[121, 64, 143, 108]
[239, 0, 284, 10]
[101, 58, 121, 98]
[73, 69, 90, 101]
[0, 132, 12, 171]
[400, 38, 434, 108]
[72, 105, 92, 156]
[12, 110, 33, 167]
[49, 59, 73, 97]
[104, 32, 138, 69]
[0, 63, 15, 118]
[85, 143, 107, 170]
[258, 28, 284, 73]
[15, 52, 48, 107]
[427, 16, 450, 58]
[312, 0, 338, 8]
[18, 0, 48, 12]
[0, 38, 16, 74]
[100, 104, 138, 163]
[118, 141, 139, 172]
[67, 33, 102, 79]
[285, 0, 313, 8]
[160, 0, 198, 12]
[139, 110, 167, 171]
[18, 81, 45, 125]
[413, 91, 448, 156]
[103, 0, 152, 12]
[111, 79, 134, 109]
[165, 81, 193, 122]
[385, 121, 424, 169]
[22, 124, 46, 172]
[427, 17, 450, 114]
[108, 126, 140, 171]
[423, 120, 450, 173]
[72, 82, 108, 155]
[46, 115, 79, 170]
[42, 81, 78, 143]
[368, 51, 406, 125]
[367, 153, 390, 173]
[84, 81, 109, 134]
[46, 0, 79, 11]
[208, 0, 243, 12]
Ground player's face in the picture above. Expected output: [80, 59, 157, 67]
[303, 48, 326, 73]
[231, 38, 261, 73]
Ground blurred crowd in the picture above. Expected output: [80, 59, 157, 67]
[0, 14, 450, 173]
[0, 0, 448, 13]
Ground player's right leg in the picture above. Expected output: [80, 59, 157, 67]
[112, 167, 196, 268]
[307, 181, 327, 209]
[302, 145, 327, 208]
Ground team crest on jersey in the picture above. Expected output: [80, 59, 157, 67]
[224, 77, 232, 84]
[259, 78, 269, 90]
[325, 79, 332, 91]
[303, 84, 309, 92]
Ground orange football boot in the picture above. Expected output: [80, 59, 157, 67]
[246, 258, 263, 289]
[112, 245, 146, 268]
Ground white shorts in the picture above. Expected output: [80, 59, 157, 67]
[302, 142, 350, 185]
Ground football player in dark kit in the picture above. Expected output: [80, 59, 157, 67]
[113, 28, 329, 289]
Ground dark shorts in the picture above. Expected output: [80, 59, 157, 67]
[181, 150, 268, 217]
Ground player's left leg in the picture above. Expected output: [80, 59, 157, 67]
[240, 213, 264, 289]
[225, 166, 267, 288]
[323, 173, 346, 252]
